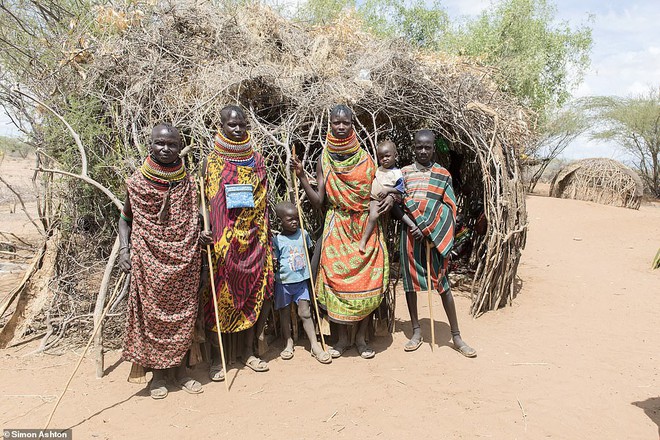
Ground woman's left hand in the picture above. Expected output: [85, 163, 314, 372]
[199, 230, 213, 246]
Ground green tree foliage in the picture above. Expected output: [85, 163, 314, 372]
[0, 0, 128, 240]
[583, 88, 660, 197]
[443, 0, 592, 115]
[295, 0, 592, 118]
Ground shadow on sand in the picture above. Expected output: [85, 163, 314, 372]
[632, 397, 660, 438]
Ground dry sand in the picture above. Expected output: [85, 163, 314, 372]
[0, 170, 658, 439]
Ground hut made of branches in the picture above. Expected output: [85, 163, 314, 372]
[9, 1, 531, 320]
[549, 158, 643, 209]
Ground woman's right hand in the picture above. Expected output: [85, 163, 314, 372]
[119, 250, 132, 273]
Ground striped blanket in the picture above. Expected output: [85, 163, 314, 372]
[400, 162, 456, 293]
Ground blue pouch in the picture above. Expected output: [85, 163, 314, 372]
[224, 184, 255, 209]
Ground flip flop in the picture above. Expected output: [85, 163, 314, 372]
[178, 376, 203, 394]
[356, 344, 375, 359]
[209, 364, 225, 382]
[404, 337, 423, 352]
[311, 349, 332, 365]
[327, 345, 348, 359]
[455, 343, 477, 358]
[244, 355, 269, 372]
[149, 379, 168, 400]
[280, 348, 294, 360]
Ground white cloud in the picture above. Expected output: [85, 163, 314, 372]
[441, 0, 489, 17]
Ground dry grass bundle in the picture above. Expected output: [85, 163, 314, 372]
[22, 0, 532, 326]
[549, 158, 643, 210]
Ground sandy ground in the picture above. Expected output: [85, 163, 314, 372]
[0, 154, 41, 305]
[0, 174, 658, 439]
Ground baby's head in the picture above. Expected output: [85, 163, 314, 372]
[376, 140, 398, 169]
[275, 201, 299, 235]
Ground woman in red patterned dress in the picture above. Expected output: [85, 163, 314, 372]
[119, 124, 210, 399]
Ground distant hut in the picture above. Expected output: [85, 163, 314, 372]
[549, 158, 643, 209]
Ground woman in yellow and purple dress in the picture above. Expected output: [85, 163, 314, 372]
[203, 105, 273, 378]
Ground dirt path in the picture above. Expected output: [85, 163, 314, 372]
[0, 193, 658, 439]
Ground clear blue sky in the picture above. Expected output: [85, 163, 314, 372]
[3, 0, 659, 162]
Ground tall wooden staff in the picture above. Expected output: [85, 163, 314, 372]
[292, 145, 326, 351]
[426, 242, 435, 351]
[199, 175, 229, 392]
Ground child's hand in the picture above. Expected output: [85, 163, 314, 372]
[376, 190, 389, 199]
[199, 230, 213, 246]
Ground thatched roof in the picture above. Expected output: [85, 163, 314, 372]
[46, 1, 532, 315]
[549, 158, 643, 209]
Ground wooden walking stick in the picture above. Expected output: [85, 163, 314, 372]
[199, 175, 229, 392]
[291, 145, 326, 351]
[426, 241, 435, 352]
[45, 272, 126, 429]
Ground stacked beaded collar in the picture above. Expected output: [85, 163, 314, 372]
[326, 130, 359, 155]
[140, 156, 186, 188]
[214, 130, 255, 164]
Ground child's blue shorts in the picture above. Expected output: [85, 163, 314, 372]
[274, 280, 310, 310]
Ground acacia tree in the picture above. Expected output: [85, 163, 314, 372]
[443, 0, 592, 117]
[583, 88, 660, 197]
[525, 103, 588, 192]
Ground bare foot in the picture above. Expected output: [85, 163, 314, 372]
[358, 241, 367, 254]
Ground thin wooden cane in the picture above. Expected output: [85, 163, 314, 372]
[199, 175, 230, 392]
[292, 146, 326, 351]
[426, 242, 435, 352]
[45, 272, 126, 429]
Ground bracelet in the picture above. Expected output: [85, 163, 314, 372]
[119, 245, 130, 253]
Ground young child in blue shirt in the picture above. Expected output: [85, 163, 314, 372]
[273, 201, 331, 364]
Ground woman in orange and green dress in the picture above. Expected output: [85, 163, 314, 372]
[292, 105, 392, 359]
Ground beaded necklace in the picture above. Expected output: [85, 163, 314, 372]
[326, 130, 359, 155]
[214, 130, 254, 164]
[140, 156, 186, 187]
[140, 156, 186, 224]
